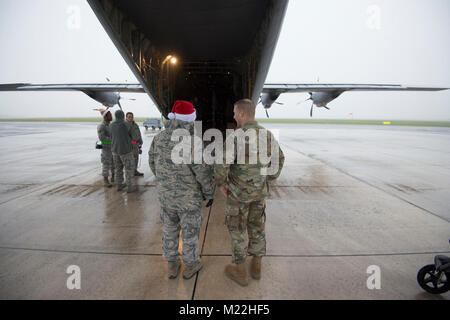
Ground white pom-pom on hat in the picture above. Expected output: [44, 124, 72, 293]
[168, 100, 196, 122]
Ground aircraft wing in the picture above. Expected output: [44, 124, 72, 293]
[262, 83, 449, 93]
[2, 83, 447, 94]
[0, 83, 145, 93]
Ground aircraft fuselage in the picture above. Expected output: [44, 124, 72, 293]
[87, 0, 289, 130]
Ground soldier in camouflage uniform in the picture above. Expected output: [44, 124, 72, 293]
[111, 109, 138, 193]
[126, 112, 144, 176]
[149, 100, 214, 280]
[97, 109, 115, 187]
[215, 99, 284, 286]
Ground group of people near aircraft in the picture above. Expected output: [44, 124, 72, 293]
[96, 99, 284, 286]
[97, 109, 143, 191]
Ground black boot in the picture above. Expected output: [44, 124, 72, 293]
[103, 177, 112, 188]
[134, 170, 144, 176]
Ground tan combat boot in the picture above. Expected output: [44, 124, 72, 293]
[183, 260, 203, 279]
[168, 259, 181, 279]
[250, 256, 262, 280]
[225, 260, 248, 286]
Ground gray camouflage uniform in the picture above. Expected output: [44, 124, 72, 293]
[111, 110, 137, 188]
[130, 121, 143, 171]
[149, 119, 214, 267]
[97, 120, 114, 178]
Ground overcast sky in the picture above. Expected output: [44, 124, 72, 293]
[0, 0, 449, 120]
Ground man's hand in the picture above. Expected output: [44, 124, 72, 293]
[220, 185, 229, 197]
[205, 199, 214, 207]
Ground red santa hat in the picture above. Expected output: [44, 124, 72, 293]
[168, 100, 196, 122]
[96, 108, 111, 119]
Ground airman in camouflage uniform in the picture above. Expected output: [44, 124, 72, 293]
[149, 100, 214, 280]
[126, 112, 144, 176]
[111, 110, 138, 193]
[215, 99, 284, 286]
[97, 109, 114, 187]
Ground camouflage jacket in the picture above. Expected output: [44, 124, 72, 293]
[148, 119, 214, 211]
[215, 120, 285, 202]
[97, 120, 112, 149]
[131, 122, 143, 147]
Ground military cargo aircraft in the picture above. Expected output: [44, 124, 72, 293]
[0, 0, 448, 127]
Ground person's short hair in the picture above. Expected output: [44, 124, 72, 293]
[115, 110, 124, 120]
[126, 112, 134, 117]
[234, 99, 255, 118]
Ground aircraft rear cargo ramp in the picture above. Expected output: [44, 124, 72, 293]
[87, 0, 288, 130]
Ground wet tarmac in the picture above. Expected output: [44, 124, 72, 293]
[0, 122, 448, 299]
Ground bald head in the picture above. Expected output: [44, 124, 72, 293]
[233, 99, 255, 127]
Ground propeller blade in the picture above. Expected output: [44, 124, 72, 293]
[265, 109, 269, 118]
[296, 97, 312, 105]
[118, 100, 123, 110]
[106, 77, 110, 82]
[274, 102, 284, 105]
[310, 102, 314, 117]
[119, 93, 136, 102]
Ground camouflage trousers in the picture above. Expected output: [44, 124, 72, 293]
[132, 146, 140, 171]
[160, 207, 202, 267]
[101, 148, 114, 178]
[112, 152, 135, 187]
[225, 196, 266, 264]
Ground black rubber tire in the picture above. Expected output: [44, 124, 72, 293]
[417, 264, 450, 294]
